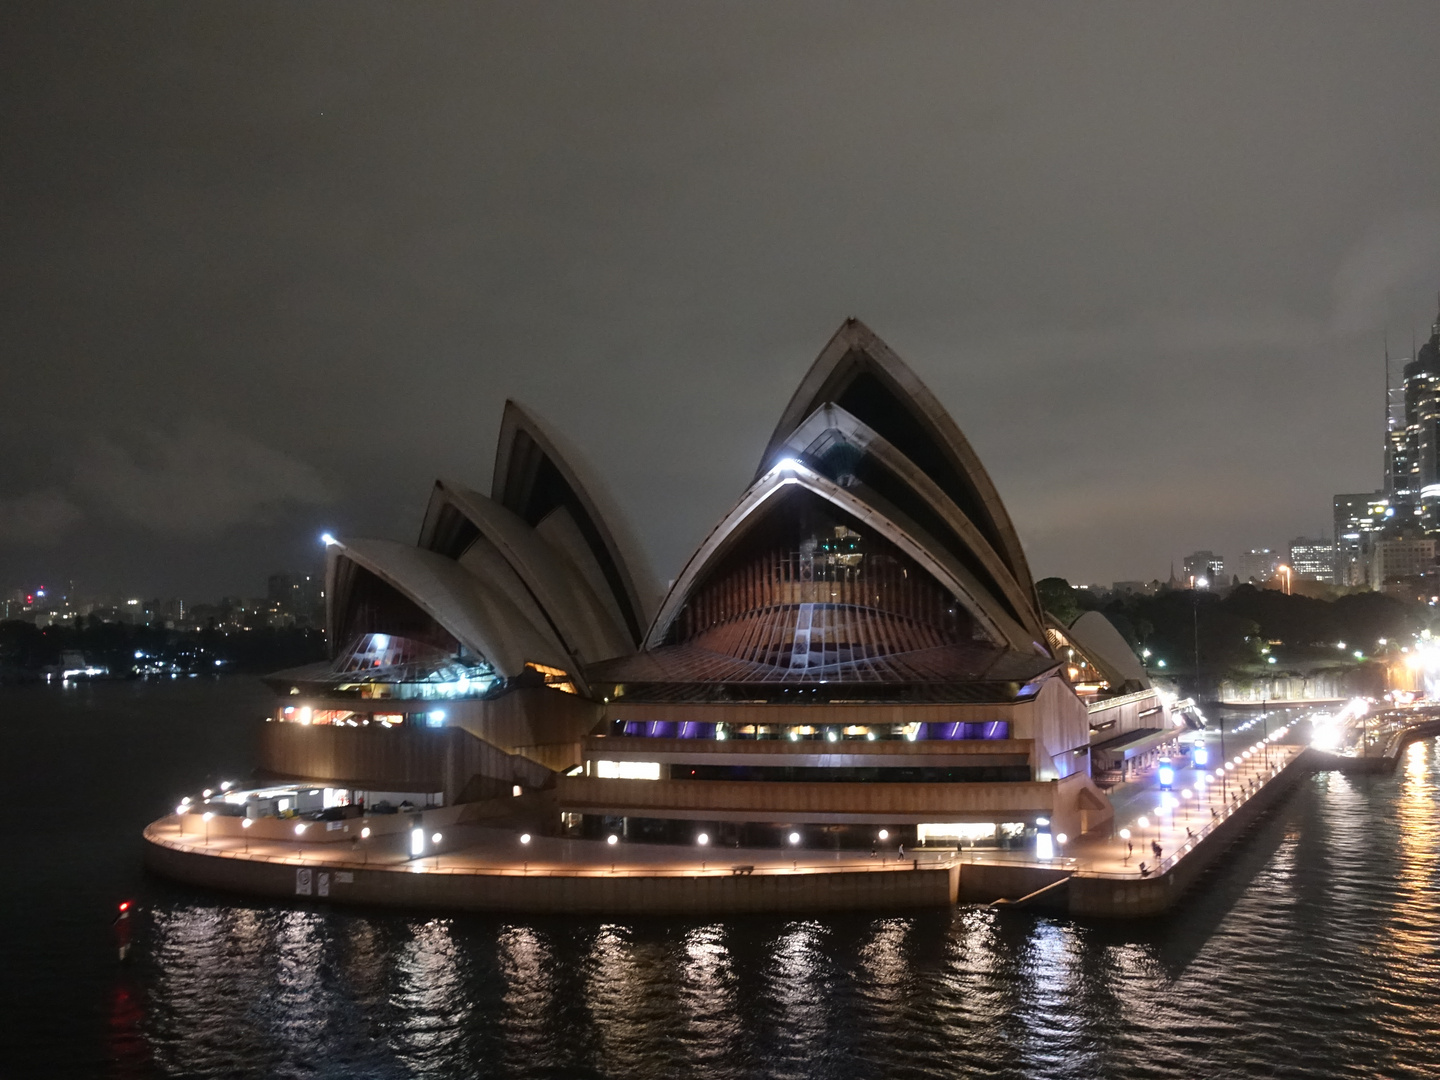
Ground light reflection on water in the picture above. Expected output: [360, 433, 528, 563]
[113, 738, 1440, 1079]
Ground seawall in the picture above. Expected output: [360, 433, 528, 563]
[142, 829, 959, 916]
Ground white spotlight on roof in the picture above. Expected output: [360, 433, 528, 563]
[321, 532, 338, 546]
[776, 458, 802, 473]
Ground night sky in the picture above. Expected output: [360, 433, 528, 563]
[4, 3, 1440, 600]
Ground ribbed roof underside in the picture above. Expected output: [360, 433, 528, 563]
[589, 639, 1054, 688]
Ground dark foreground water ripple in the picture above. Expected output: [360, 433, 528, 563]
[3, 682, 1440, 1078]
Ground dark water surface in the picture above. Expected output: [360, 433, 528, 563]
[3, 682, 1439, 1079]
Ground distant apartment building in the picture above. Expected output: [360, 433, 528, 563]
[266, 572, 324, 625]
[1110, 580, 1157, 596]
[1287, 538, 1336, 582]
[1333, 493, 1390, 586]
[1181, 551, 1224, 588]
[1370, 537, 1437, 587]
[1234, 548, 1280, 584]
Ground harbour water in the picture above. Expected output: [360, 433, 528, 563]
[3, 682, 1439, 1078]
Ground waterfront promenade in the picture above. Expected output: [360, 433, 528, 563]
[144, 724, 1307, 916]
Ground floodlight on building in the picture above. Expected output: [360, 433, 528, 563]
[520, 833, 531, 844]
[321, 533, 338, 546]
[697, 833, 710, 846]
[877, 829, 890, 841]
[241, 818, 253, 828]
[512, 785, 522, 798]
[295, 823, 308, 836]
[431, 832, 442, 844]
[607, 834, 618, 845]
[788, 832, 801, 845]
[360, 827, 370, 839]
[1055, 833, 1068, 846]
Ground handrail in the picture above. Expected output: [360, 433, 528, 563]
[1083, 756, 1294, 880]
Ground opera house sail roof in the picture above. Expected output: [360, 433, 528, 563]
[288, 318, 1062, 712]
[593, 318, 1055, 703]
[253, 318, 1144, 856]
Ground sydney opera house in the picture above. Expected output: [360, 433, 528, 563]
[257, 320, 1169, 853]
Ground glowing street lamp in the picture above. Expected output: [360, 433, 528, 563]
[241, 816, 253, 852]
[202, 811, 214, 845]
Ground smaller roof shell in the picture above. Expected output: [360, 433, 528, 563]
[326, 537, 572, 680]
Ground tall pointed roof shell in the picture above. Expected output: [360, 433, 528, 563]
[491, 400, 657, 647]
[757, 319, 1036, 600]
[325, 537, 572, 679]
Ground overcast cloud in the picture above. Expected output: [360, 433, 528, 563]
[2, 2, 1440, 597]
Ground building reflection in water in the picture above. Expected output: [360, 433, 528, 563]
[1014, 919, 1096, 1077]
[676, 924, 742, 1071]
[389, 917, 467, 1073]
[762, 921, 837, 1072]
[1382, 739, 1439, 1004]
[497, 924, 559, 1073]
[583, 924, 656, 1074]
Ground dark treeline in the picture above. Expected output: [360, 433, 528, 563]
[0, 618, 327, 679]
[1037, 579, 1430, 673]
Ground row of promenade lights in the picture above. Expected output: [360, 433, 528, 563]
[1119, 724, 1291, 869]
[179, 730, 1284, 870]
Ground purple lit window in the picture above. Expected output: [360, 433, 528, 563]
[917, 721, 1008, 740]
[619, 720, 717, 738]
